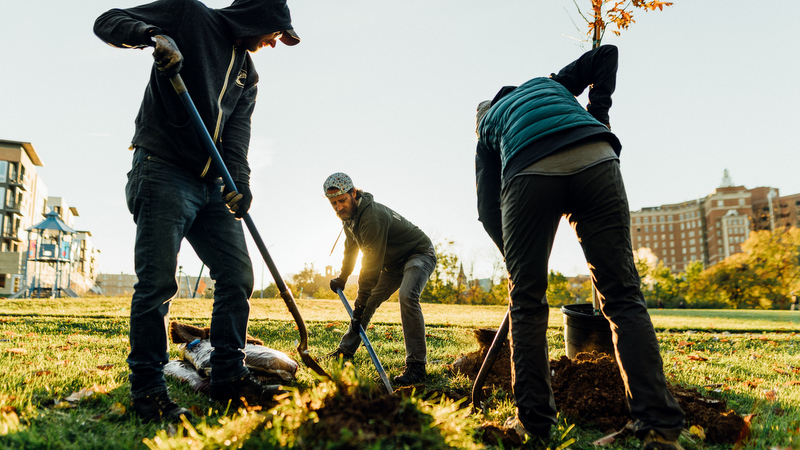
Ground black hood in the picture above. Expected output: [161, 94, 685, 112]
[218, 0, 299, 43]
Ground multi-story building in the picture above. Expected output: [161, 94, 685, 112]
[0, 139, 100, 297]
[0, 139, 47, 296]
[631, 170, 800, 272]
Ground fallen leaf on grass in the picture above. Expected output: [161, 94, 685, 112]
[750, 353, 762, 359]
[687, 355, 708, 361]
[109, 402, 126, 415]
[784, 380, 800, 386]
[96, 364, 115, 370]
[33, 371, 52, 377]
[733, 414, 756, 449]
[5, 348, 27, 355]
[764, 390, 777, 401]
[689, 425, 706, 440]
[64, 384, 110, 403]
[678, 341, 694, 347]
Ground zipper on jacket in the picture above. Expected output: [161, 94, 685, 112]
[200, 46, 238, 178]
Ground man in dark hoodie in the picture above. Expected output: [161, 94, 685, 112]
[94, 0, 300, 422]
[323, 173, 437, 386]
[475, 46, 685, 448]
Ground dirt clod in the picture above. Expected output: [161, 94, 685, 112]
[453, 331, 744, 445]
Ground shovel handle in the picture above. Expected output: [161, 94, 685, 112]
[337, 289, 393, 394]
[471, 309, 509, 409]
[169, 74, 329, 379]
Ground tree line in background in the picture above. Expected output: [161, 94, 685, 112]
[253, 228, 800, 310]
[635, 228, 800, 310]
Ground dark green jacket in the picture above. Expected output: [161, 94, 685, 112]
[476, 45, 622, 252]
[339, 192, 432, 302]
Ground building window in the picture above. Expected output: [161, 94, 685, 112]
[689, 239, 696, 245]
[689, 231, 695, 237]
[717, 200, 723, 207]
[668, 224, 673, 231]
[670, 242, 674, 248]
[739, 198, 745, 205]
[644, 226, 649, 232]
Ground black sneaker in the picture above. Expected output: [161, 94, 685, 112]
[642, 430, 684, 450]
[210, 374, 284, 407]
[324, 347, 354, 361]
[394, 362, 426, 386]
[132, 391, 193, 423]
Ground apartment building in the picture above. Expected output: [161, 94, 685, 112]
[631, 170, 800, 272]
[0, 139, 100, 297]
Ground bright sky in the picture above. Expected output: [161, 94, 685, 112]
[1, 1, 798, 291]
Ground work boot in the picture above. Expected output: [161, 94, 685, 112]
[394, 362, 426, 386]
[642, 430, 684, 450]
[504, 416, 550, 443]
[210, 374, 285, 407]
[132, 391, 193, 423]
[324, 347, 354, 361]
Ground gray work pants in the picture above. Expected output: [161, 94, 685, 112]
[338, 251, 436, 364]
[502, 160, 685, 440]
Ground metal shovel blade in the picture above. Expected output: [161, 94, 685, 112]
[471, 309, 509, 409]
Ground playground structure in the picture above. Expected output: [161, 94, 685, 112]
[15, 210, 79, 298]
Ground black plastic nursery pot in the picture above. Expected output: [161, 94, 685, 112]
[560, 303, 614, 359]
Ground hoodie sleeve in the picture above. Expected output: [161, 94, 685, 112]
[476, 141, 504, 255]
[549, 45, 618, 126]
[339, 231, 359, 281]
[93, 0, 185, 48]
[220, 55, 258, 185]
[355, 220, 390, 300]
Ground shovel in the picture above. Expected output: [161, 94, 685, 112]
[336, 288, 393, 394]
[471, 309, 509, 409]
[168, 74, 330, 380]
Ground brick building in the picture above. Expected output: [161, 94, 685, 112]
[631, 170, 800, 272]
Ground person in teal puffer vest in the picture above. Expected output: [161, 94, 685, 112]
[475, 45, 686, 449]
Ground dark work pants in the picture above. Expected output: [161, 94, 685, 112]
[502, 160, 685, 440]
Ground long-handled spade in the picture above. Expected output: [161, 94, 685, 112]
[168, 74, 330, 380]
[471, 309, 509, 409]
[472, 283, 604, 408]
[336, 288, 393, 394]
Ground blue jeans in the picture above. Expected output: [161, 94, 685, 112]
[502, 160, 685, 440]
[126, 148, 254, 399]
[338, 250, 436, 364]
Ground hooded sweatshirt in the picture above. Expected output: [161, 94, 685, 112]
[339, 192, 432, 302]
[94, 0, 296, 183]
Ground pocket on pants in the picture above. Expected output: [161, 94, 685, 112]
[125, 160, 141, 215]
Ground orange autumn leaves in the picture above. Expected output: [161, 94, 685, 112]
[586, 0, 674, 40]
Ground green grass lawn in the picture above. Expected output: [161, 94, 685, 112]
[0, 297, 798, 449]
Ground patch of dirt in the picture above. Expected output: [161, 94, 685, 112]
[452, 331, 744, 445]
[450, 328, 513, 393]
[295, 388, 443, 449]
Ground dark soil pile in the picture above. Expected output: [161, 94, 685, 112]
[452, 332, 744, 445]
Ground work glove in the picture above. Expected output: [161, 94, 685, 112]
[151, 35, 183, 78]
[221, 181, 252, 219]
[351, 295, 367, 330]
[330, 277, 346, 293]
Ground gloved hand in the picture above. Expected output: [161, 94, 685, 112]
[151, 35, 183, 78]
[351, 295, 367, 329]
[221, 181, 252, 219]
[330, 277, 346, 293]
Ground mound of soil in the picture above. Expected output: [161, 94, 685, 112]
[452, 331, 744, 445]
[296, 387, 444, 449]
